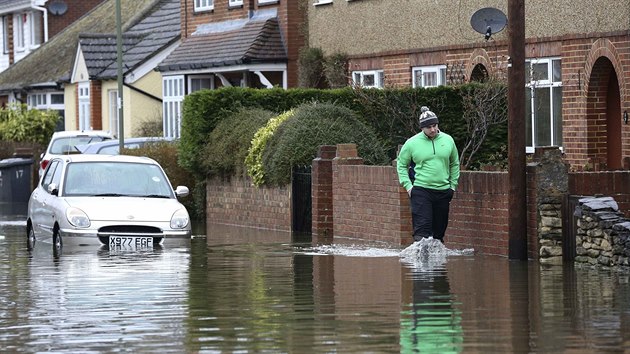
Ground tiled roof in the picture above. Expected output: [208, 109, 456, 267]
[0, 0, 160, 92]
[158, 15, 286, 72]
[80, 0, 180, 80]
[79, 34, 144, 78]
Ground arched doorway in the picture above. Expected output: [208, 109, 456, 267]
[586, 57, 622, 169]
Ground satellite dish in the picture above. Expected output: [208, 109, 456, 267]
[470, 7, 507, 40]
[49, 0, 68, 16]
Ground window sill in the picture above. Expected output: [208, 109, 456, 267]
[314, 0, 333, 6]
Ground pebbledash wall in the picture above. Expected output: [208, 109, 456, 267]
[206, 144, 630, 259]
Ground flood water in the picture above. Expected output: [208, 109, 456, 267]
[2, 216, 630, 353]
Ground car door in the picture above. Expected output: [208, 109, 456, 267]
[31, 160, 62, 239]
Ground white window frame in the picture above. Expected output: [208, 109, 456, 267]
[194, 0, 214, 12]
[352, 70, 384, 89]
[258, 0, 279, 4]
[163, 76, 184, 139]
[78, 82, 91, 131]
[314, 0, 333, 5]
[412, 65, 446, 88]
[188, 75, 215, 93]
[525, 57, 563, 153]
[2, 16, 9, 54]
[229, 0, 243, 6]
[108, 90, 119, 137]
[28, 11, 42, 49]
[14, 13, 26, 52]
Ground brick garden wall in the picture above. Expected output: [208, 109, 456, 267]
[206, 176, 292, 232]
[448, 172, 510, 256]
[313, 144, 524, 256]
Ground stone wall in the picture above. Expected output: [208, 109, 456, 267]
[574, 196, 630, 268]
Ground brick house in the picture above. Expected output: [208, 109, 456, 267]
[307, 0, 630, 171]
[156, 0, 306, 138]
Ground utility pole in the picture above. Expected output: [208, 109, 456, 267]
[507, 0, 527, 259]
[116, 0, 125, 149]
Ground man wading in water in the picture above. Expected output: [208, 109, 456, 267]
[396, 106, 460, 243]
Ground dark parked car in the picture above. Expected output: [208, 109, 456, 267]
[77, 137, 174, 155]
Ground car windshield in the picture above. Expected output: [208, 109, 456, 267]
[50, 136, 109, 154]
[63, 161, 173, 198]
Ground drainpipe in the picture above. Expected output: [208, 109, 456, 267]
[31, 1, 49, 43]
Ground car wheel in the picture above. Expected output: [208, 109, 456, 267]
[53, 229, 63, 257]
[27, 227, 36, 251]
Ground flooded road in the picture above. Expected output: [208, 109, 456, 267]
[2, 217, 630, 353]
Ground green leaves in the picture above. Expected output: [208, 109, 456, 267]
[0, 103, 60, 145]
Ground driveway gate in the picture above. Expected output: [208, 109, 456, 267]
[291, 165, 312, 234]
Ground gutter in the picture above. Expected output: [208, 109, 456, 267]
[32, 1, 49, 42]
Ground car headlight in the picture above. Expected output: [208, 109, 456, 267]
[170, 208, 190, 229]
[66, 207, 91, 228]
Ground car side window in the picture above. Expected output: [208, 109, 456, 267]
[50, 161, 63, 191]
[41, 160, 60, 192]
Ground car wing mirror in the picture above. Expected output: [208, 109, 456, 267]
[47, 183, 59, 196]
[175, 186, 189, 198]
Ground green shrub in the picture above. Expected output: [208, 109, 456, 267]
[202, 107, 276, 178]
[323, 52, 348, 88]
[298, 47, 325, 88]
[261, 102, 388, 186]
[0, 103, 60, 145]
[245, 109, 295, 186]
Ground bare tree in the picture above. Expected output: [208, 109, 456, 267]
[459, 80, 508, 169]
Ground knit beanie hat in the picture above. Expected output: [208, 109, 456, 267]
[419, 106, 439, 128]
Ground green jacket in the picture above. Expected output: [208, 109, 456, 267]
[397, 132, 460, 191]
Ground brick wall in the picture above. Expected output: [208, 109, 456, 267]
[90, 81, 102, 130]
[47, 0, 106, 39]
[331, 144, 410, 245]
[569, 171, 630, 218]
[206, 176, 292, 232]
[321, 144, 516, 253]
[448, 172, 510, 256]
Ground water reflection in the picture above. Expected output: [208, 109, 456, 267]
[1, 219, 630, 352]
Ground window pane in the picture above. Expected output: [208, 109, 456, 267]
[363, 74, 375, 87]
[534, 87, 551, 146]
[532, 63, 548, 81]
[378, 72, 384, 88]
[526, 88, 532, 147]
[51, 94, 64, 104]
[423, 72, 437, 87]
[552, 87, 563, 146]
[552, 59, 561, 83]
[440, 68, 446, 85]
[353, 73, 361, 85]
[414, 70, 422, 87]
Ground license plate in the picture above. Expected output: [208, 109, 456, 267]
[109, 236, 153, 249]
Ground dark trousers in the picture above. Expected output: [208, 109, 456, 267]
[410, 186, 454, 242]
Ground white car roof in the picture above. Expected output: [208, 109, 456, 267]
[51, 130, 113, 138]
[57, 153, 158, 165]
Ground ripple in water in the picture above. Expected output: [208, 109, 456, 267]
[301, 237, 474, 267]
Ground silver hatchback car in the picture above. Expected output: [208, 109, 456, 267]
[27, 154, 191, 254]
